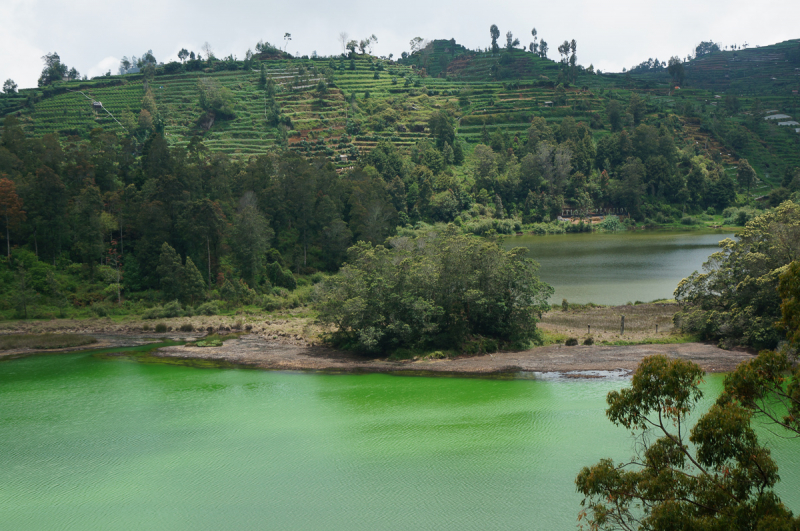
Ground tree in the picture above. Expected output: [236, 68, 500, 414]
[232, 192, 273, 288]
[0, 177, 25, 257]
[3, 79, 17, 94]
[339, 32, 349, 55]
[505, 31, 519, 51]
[530, 28, 538, 54]
[317, 226, 553, 353]
[428, 111, 455, 150]
[490, 25, 500, 54]
[576, 355, 798, 531]
[538, 40, 548, 59]
[409, 36, 425, 54]
[197, 78, 236, 119]
[675, 201, 800, 349]
[177, 48, 189, 63]
[157, 242, 184, 302]
[283, 33, 292, 52]
[182, 256, 206, 305]
[737, 159, 757, 194]
[38, 52, 68, 87]
[667, 56, 685, 86]
[628, 93, 646, 126]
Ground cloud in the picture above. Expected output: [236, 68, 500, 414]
[1, 0, 798, 88]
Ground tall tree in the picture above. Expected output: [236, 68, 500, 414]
[490, 25, 500, 54]
[737, 159, 757, 194]
[0, 177, 25, 257]
[232, 192, 273, 287]
[157, 242, 184, 302]
[181, 256, 206, 305]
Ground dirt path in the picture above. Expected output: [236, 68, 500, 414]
[155, 335, 754, 375]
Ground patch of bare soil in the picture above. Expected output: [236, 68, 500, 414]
[540, 303, 679, 342]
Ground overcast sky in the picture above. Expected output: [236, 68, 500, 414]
[2, 0, 799, 89]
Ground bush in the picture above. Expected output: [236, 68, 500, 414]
[154, 323, 167, 333]
[583, 336, 594, 345]
[142, 305, 162, 319]
[196, 301, 220, 316]
[597, 215, 625, 232]
[179, 323, 194, 332]
[680, 215, 699, 225]
[162, 300, 183, 318]
[565, 337, 579, 346]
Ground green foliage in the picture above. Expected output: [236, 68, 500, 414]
[316, 226, 552, 353]
[197, 77, 236, 118]
[154, 323, 167, 333]
[196, 300, 221, 316]
[576, 355, 798, 530]
[596, 215, 624, 232]
[675, 201, 800, 349]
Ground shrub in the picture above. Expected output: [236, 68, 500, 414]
[565, 337, 579, 346]
[562, 299, 569, 311]
[583, 336, 594, 345]
[142, 323, 151, 331]
[196, 301, 220, 316]
[179, 323, 194, 332]
[597, 215, 625, 232]
[143, 306, 163, 319]
[162, 300, 183, 318]
[680, 215, 699, 225]
[154, 323, 167, 333]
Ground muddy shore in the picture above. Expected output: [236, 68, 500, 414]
[154, 335, 754, 375]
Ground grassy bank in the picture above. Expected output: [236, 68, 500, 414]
[0, 333, 97, 350]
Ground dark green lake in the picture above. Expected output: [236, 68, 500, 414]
[505, 230, 735, 305]
[1, 353, 797, 530]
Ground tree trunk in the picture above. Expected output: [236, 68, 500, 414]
[5, 215, 9, 258]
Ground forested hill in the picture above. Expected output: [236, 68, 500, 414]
[1, 35, 800, 320]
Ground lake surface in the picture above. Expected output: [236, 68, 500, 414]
[504, 230, 735, 305]
[1, 353, 797, 530]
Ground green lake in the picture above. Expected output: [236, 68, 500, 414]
[505, 230, 735, 305]
[2, 353, 798, 530]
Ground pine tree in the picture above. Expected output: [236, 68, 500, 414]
[156, 242, 183, 302]
[182, 256, 206, 305]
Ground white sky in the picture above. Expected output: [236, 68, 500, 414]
[2, 0, 799, 89]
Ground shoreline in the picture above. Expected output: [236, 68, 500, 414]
[1, 325, 755, 376]
[151, 334, 753, 376]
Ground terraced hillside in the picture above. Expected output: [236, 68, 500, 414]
[1, 38, 798, 185]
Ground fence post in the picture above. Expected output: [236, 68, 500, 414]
[588, 325, 591, 335]
[620, 315, 625, 335]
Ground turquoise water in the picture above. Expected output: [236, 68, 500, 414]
[505, 230, 735, 305]
[1, 353, 797, 530]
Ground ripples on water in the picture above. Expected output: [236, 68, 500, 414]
[1, 353, 796, 530]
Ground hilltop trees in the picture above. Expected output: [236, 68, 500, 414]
[37, 53, 70, 87]
[2, 80, 17, 94]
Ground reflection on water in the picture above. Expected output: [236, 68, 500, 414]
[1, 353, 796, 530]
[504, 230, 735, 305]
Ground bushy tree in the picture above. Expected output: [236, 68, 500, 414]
[197, 78, 236, 119]
[490, 25, 500, 54]
[0, 177, 25, 257]
[576, 355, 798, 531]
[3, 79, 17, 94]
[316, 226, 552, 353]
[675, 201, 800, 349]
